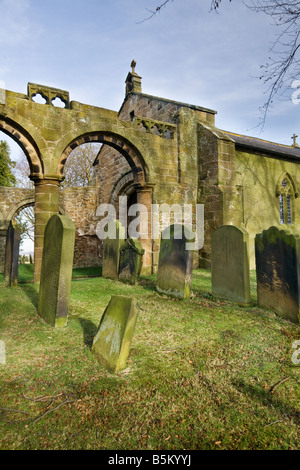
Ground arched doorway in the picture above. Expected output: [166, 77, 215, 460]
[59, 131, 153, 274]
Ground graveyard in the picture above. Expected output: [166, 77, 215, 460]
[0, 222, 299, 450]
[0, 66, 300, 452]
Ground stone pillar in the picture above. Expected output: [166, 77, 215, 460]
[33, 178, 61, 284]
[136, 185, 153, 275]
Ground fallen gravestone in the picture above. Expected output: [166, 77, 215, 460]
[102, 220, 126, 280]
[38, 214, 75, 327]
[92, 295, 138, 373]
[211, 225, 251, 303]
[255, 226, 300, 324]
[4, 221, 21, 287]
[156, 224, 194, 299]
[118, 237, 145, 284]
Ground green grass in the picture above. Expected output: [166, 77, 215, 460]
[14, 264, 102, 284]
[0, 269, 299, 450]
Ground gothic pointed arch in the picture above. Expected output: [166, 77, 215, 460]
[276, 172, 298, 199]
[276, 172, 298, 225]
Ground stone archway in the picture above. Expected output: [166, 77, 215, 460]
[0, 117, 43, 179]
[0, 193, 35, 274]
[58, 131, 154, 274]
[58, 131, 149, 186]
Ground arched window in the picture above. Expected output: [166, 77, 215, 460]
[277, 176, 295, 225]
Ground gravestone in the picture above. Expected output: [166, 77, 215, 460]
[255, 226, 300, 324]
[118, 237, 145, 284]
[156, 224, 194, 299]
[0, 340, 5, 365]
[38, 215, 75, 328]
[92, 295, 138, 373]
[102, 220, 126, 280]
[4, 221, 21, 287]
[211, 225, 251, 303]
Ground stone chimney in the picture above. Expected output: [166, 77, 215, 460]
[125, 60, 142, 95]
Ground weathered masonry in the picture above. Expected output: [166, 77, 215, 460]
[1, 62, 300, 281]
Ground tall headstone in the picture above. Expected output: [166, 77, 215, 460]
[102, 220, 125, 280]
[255, 226, 300, 324]
[4, 221, 21, 287]
[38, 215, 75, 328]
[211, 225, 251, 304]
[156, 224, 194, 299]
[118, 237, 145, 284]
[92, 295, 138, 373]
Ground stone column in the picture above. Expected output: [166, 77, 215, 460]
[33, 177, 61, 284]
[136, 185, 153, 275]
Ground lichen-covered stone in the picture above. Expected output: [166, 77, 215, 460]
[156, 224, 194, 299]
[37, 215, 75, 327]
[4, 221, 21, 287]
[92, 295, 138, 373]
[118, 237, 145, 284]
[255, 226, 300, 324]
[211, 225, 250, 303]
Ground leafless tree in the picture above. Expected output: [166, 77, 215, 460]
[61, 143, 101, 189]
[139, 0, 300, 128]
[245, 1, 300, 127]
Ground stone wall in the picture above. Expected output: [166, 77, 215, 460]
[0, 185, 100, 272]
[59, 186, 100, 268]
[233, 147, 300, 268]
[119, 92, 216, 126]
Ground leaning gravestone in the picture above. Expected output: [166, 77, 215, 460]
[4, 221, 21, 287]
[38, 215, 75, 328]
[211, 225, 251, 303]
[156, 224, 194, 299]
[92, 295, 138, 373]
[118, 237, 145, 284]
[102, 220, 126, 280]
[255, 226, 300, 324]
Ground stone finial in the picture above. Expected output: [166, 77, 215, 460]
[125, 60, 142, 95]
[131, 60, 137, 73]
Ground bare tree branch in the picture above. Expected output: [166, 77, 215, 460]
[137, 0, 174, 23]
[138, 1, 300, 129]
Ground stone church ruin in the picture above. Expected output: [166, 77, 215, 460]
[1, 61, 300, 283]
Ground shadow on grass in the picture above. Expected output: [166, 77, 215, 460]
[232, 378, 300, 426]
[79, 317, 98, 349]
[138, 276, 157, 292]
[19, 283, 39, 308]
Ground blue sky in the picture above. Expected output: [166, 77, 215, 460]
[1, 0, 299, 146]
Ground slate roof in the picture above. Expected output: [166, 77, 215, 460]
[224, 131, 300, 161]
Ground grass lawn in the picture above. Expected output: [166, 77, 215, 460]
[17, 264, 101, 283]
[0, 268, 299, 450]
